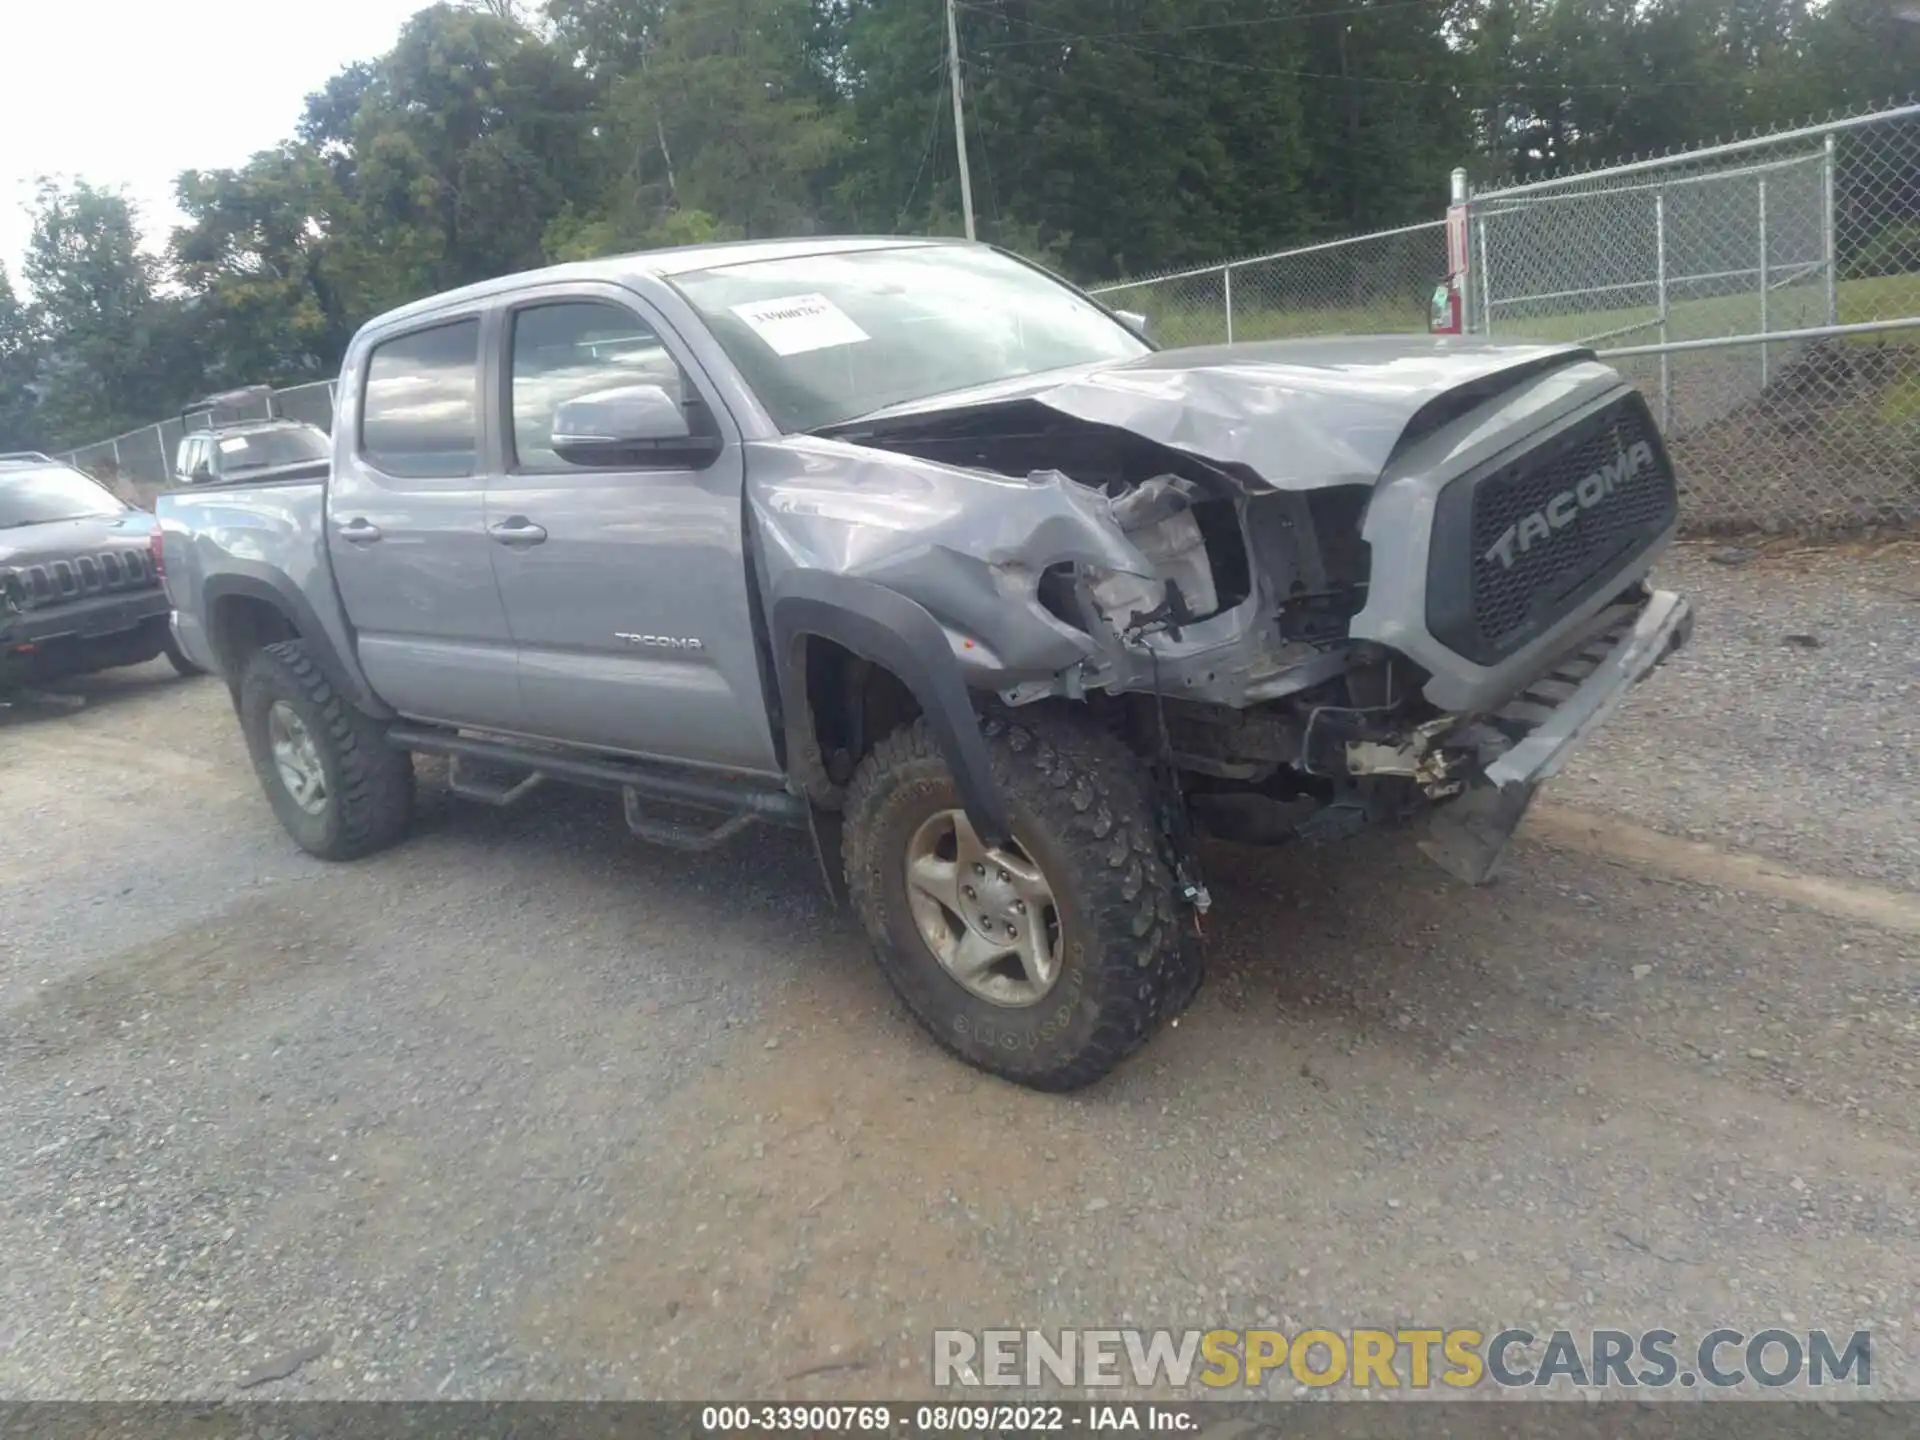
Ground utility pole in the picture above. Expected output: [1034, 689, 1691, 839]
[944, 0, 977, 239]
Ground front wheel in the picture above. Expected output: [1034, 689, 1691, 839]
[841, 711, 1195, 1091]
[238, 639, 414, 860]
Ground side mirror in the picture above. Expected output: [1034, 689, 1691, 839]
[1114, 308, 1153, 341]
[550, 384, 722, 468]
[189, 460, 214, 483]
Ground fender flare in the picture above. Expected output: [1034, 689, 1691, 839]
[203, 568, 392, 717]
[768, 571, 1012, 847]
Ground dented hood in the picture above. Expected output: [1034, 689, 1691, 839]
[837, 335, 1591, 490]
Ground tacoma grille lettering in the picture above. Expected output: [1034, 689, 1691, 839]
[1483, 438, 1656, 571]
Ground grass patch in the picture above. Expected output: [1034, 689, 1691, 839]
[1876, 369, 1920, 428]
[1119, 271, 1918, 352]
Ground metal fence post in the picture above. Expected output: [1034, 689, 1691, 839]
[1654, 190, 1672, 430]
[1451, 166, 1472, 333]
[1757, 175, 1770, 387]
[1222, 264, 1234, 344]
[1822, 132, 1839, 327]
[153, 424, 169, 478]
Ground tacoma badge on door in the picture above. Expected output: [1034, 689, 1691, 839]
[615, 632, 704, 651]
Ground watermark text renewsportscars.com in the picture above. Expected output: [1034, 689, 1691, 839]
[932, 1327, 1872, 1391]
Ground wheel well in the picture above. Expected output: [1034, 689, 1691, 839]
[208, 593, 299, 680]
[796, 634, 922, 804]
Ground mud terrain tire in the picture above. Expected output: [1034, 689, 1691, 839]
[239, 639, 414, 860]
[843, 710, 1192, 1091]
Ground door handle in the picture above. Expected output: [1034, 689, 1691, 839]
[337, 518, 382, 544]
[488, 517, 548, 546]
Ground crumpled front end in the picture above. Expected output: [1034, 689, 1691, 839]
[750, 334, 1690, 882]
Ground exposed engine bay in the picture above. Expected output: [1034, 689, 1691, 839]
[821, 398, 1479, 850]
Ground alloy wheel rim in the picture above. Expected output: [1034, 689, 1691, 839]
[903, 808, 1064, 1008]
[267, 701, 329, 816]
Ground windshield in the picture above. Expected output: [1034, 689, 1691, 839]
[672, 245, 1150, 433]
[0, 465, 125, 528]
[213, 426, 330, 474]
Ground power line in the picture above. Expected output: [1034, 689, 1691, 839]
[893, 36, 953, 230]
[972, 70, 1001, 230]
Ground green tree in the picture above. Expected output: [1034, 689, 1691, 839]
[325, 4, 603, 311]
[173, 144, 357, 387]
[556, 0, 845, 255]
[22, 181, 198, 447]
[544, 0, 669, 80]
[0, 264, 42, 450]
[837, 0, 1326, 278]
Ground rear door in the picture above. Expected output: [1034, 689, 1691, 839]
[482, 284, 779, 774]
[327, 312, 524, 732]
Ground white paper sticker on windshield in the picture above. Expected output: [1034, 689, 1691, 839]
[217, 437, 249, 453]
[730, 293, 870, 356]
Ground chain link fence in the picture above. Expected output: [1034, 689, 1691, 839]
[55, 380, 337, 509]
[1088, 221, 1447, 347]
[1085, 99, 1917, 534]
[1471, 100, 1920, 532]
[48, 99, 1919, 533]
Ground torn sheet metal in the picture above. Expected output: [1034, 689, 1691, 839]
[745, 435, 1140, 685]
[835, 336, 1588, 491]
[751, 334, 1599, 711]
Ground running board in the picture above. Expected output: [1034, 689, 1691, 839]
[620, 790, 762, 852]
[389, 727, 807, 849]
[447, 755, 546, 806]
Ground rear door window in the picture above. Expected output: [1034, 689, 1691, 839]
[360, 319, 482, 478]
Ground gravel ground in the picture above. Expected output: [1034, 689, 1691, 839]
[1568, 540, 1920, 890]
[2, 542, 1917, 1403]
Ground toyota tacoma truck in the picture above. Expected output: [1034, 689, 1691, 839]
[1, 451, 200, 690]
[157, 237, 1691, 1091]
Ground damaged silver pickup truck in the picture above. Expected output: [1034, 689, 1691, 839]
[157, 237, 1691, 1091]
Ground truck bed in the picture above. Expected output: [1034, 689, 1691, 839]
[156, 476, 357, 685]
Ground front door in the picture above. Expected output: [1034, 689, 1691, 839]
[327, 313, 524, 733]
[483, 288, 780, 775]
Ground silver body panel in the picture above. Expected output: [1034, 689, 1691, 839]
[158, 238, 1685, 818]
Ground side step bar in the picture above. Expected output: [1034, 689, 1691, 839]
[388, 725, 807, 850]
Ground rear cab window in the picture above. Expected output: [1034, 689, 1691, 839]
[210, 426, 330, 476]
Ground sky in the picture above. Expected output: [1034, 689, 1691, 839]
[1, 0, 428, 284]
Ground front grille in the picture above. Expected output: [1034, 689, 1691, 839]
[15, 548, 157, 608]
[1426, 394, 1677, 667]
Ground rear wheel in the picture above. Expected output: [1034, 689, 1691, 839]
[842, 710, 1194, 1091]
[238, 639, 414, 860]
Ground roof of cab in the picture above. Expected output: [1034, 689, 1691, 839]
[361, 235, 962, 334]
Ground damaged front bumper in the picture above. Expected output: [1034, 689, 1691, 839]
[1419, 588, 1693, 884]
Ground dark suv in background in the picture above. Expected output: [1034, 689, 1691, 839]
[1, 452, 201, 690]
